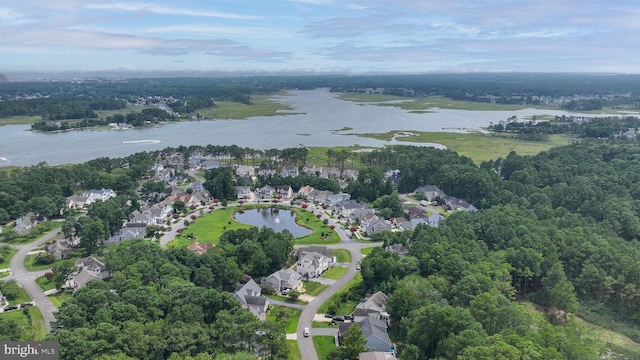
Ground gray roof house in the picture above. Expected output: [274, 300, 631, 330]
[354, 291, 390, 323]
[234, 279, 270, 320]
[261, 269, 302, 292]
[324, 193, 351, 207]
[68, 257, 111, 292]
[359, 317, 394, 353]
[414, 185, 446, 201]
[428, 213, 446, 227]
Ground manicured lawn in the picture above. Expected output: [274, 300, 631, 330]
[265, 294, 308, 305]
[354, 131, 574, 164]
[35, 275, 57, 291]
[4, 285, 32, 306]
[49, 292, 71, 307]
[266, 305, 302, 334]
[286, 340, 301, 360]
[1, 223, 61, 245]
[321, 267, 347, 280]
[317, 273, 362, 316]
[313, 336, 337, 359]
[0, 272, 10, 279]
[313, 320, 342, 329]
[361, 247, 375, 255]
[197, 94, 300, 120]
[332, 249, 351, 263]
[0, 246, 17, 269]
[293, 210, 341, 245]
[23, 254, 62, 272]
[0, 306, 47, 340]
[303, 281, 328, 297]
[176, 207, 253, 244]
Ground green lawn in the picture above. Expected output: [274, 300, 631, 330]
[313, 336, 337, 359]
[1, 223, 61, 245]
[287, 340, 301, 360]
[0, 306, 47, 340]
[265, 294, 308, 305]
[332, 249, 351, 263]
[303, 281, 328, 297]
[197, 94, 300, 120]
[0, 115, 41, 125]
[0, 246, 17, 268]
[360, 247, 375, 255]
[4, 285, 32, 305]
[174, 207, 253, 245]
[0, 272, 10, 279]
[23, 253, 62, 272]
[317, 273, 362, 316]
[321, 267, 347, 280]
[49, 292, 71, 307]
[293, 209, 341, 245]
[266, 305, 302, 334]
[35, 275, 57, 291]
[353, 131, 574, 164]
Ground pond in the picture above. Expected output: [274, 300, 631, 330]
[234, 207, 312, 238]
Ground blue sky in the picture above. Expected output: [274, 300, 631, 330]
[1, 0, 638, 74]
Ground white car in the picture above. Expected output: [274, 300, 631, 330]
[303, 327, 310, 337]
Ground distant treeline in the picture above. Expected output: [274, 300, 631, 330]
[0, 97, 126, 119]
[490, 116, 640, 140]
[31, 107, 178, 131]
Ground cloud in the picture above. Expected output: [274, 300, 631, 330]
[84, 2, 262, 20]
[0, 7, 35, 25]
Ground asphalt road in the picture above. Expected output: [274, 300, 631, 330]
[5, 228, 61, 332]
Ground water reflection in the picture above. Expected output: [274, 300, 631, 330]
[235, 208, 311, 237]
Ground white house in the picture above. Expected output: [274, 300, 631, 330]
[296, 251, 331, 278]
[81, 188, 117, 204]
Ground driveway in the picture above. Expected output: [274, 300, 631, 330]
[5, 228, 61, 333]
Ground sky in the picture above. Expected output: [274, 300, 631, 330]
[1, 0, 639, 75]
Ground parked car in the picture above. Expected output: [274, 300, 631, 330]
[303, 327, 310, 337]
[355, 263, 361, 270]
[332, 315, 345, 322]
[324, 313, 334, 318]
[21, 302, 34, 307]
[3, 305, 18, 311]
[343, 314, 354, 320]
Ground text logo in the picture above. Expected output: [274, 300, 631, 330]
[1, 341, 58, 360]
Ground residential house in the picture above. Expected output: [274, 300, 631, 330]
[296, 246, 333, 259]
[307, 189, 331, 204]
[385, 244, 409, 258]
[168, 193, 200, 208]
[397, 220, 417, 232]
[319, 166, 340, 179]
[349, 208, 376, 225]
[68, 257, 111, 292]
[364, 216, 392, 236]
[414, 185, 445, 201]
[428, 213, 445, 227]
[188, 242, 214, 255]
[403, 204, 428, 220]
[186, 182, 205, 193]
[275, 185, 294, 200]
[258, 185, 275, 199]
[280, 165, 299, 178]
[14, 213, 37, 235]
[338, 200, 370, 218]
[342, 169, 359, 181]
[445, 196, 478, 212]
[257, 168, 276, 177]
[45, 238, 73, 260]
[104, 223, 147, 245]
[324, 193, 351, 207]
[354, 291, 390, 323]
[67, 195, 89, 209]
[235, 186, 253, 200]
[339, 318, 394, 354]
[302, 165, 320, 176]
[296, 249, 332, 278]
[298, 185, 314, 198]
[81, 188, 117, 204]
[234, 279, 270, 320]
[235, 165, 255, 177]
[261, 269, 302, 293]
[167, 154, 185, 168]
[192, 190, 212, 204]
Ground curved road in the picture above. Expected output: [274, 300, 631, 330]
[159, 202, 381, 360]
[5, 228, 60, 332]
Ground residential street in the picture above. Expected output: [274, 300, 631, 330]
[5, 228, 61, 332]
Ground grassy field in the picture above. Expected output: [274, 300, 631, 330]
[173, 207, 253, 245]
[1, 223, 61, 245]
[49, 292, 71, 307]
[520, 302, 640, 358]
[4, 284, 32, 305]
[94, 105, 149, 118]
[354, 131, 574, 164]
[23, 254, 62, 272]
[338, 93, 556, 112]
[332, 249, 351, 263]
[0, 115, 42, 125]
[197, 95, 300, 120]
[293, 209, 342, 245]
[0, 246, 17, 269]
[317, 273, 362, 315]
[303, 281, 328, 297]
[321, 267, 347, 280]
[35, 275, 57, 291]
[287, 340, 301, 360]
[360, 247, 375, 255]
[313, 336, 337, 359]
[0, 305, 47, 340]
[266, 305, 301, 334]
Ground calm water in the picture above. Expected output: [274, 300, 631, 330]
[234, 208, 312, 237]
[0, 88, 602, 167]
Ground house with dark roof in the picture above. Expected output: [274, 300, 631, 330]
[339, 318, 394, 354]
[385, 244, 409, 258]
[354, 291, 390, 323]
[67, 257, 111, 292]
[234, 279, 269, 320]
[428, 213, 446, 227]
[414, 185, 445, 201]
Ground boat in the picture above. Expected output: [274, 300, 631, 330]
[122, 140, 161, 144]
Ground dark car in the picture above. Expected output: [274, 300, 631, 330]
[332, 315, 345, 322]
[343, 314, 354, 320]
[3, 305, 18, 311]
[324, 313, 334, 318]
[21, 302, 34, 307]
